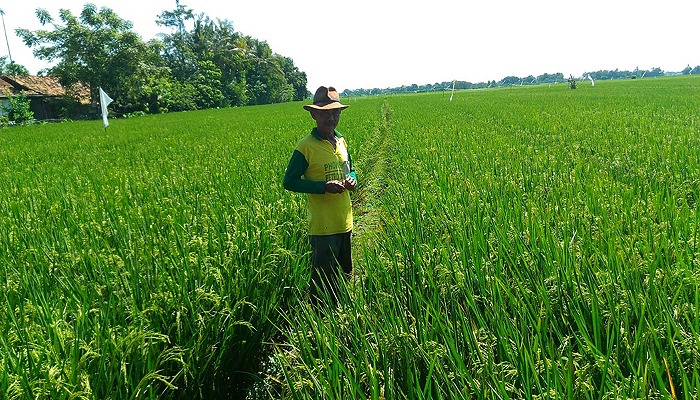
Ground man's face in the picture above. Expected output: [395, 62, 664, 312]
[311, 109, 341, 134]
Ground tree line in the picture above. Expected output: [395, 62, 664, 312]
[5, 2, 308, 117]
[341, 66, 700, 97]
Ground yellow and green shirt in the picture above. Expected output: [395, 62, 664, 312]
[283, 128, 357, 236]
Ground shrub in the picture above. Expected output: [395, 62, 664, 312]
[3, 92, 35, 125]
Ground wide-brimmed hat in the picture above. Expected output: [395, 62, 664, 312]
[303, 86, 349, 111]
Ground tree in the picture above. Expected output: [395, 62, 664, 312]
[156, 0, 196, 83]
[243, 40, 291, 105]
[0, 56, 29, 75]
[276, 55, 308, 101]
[188, 16, 239, 108]
[157, 8, 305, 107]
[537, 72, 564, 83]
[499, 76, 520, 86]
[16, 4, 162, 113]
[15, 3, 307, 114]
[644, 67, 664, 77]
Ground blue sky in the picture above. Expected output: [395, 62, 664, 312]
[2, 0, 699, 92]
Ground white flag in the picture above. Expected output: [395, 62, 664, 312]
[99, 87, 113, 128]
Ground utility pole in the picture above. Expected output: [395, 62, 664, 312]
[0, 9, 12, 63]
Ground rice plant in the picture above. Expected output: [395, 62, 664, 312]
[275, 76, 700, 399]
[1, 76, 699, 399]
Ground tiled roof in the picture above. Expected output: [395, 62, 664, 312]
[2, 75, 67, 96]
[0, 75, 91, 104]
[0, 78, 14, 96]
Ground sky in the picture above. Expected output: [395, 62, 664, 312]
[1, 0, 699, 92]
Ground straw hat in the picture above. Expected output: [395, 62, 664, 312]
[303, 86, 349, 111]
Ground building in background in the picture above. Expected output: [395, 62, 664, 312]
[0, 75, 90, 120]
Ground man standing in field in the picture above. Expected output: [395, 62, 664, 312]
[283, 86, 357, 309]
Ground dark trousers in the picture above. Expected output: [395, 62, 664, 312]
[309, 231, 352, 309]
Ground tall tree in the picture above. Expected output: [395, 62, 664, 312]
[16, 4, 161, 111]
[156, 7, 306, 108]
[156, 0, 195, 82]
[242, 39, 293, 105]
[276, 55, 308, 101]
[15, 2, 308, 113]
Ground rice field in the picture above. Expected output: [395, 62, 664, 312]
[1, 76, 699, 399]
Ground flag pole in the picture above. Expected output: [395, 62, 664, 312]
[99, 87, 113, 131]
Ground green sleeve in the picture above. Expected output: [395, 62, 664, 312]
[283, 150, 326, 194]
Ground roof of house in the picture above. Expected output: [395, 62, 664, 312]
[0, 75, 91, 103]
[0, 78, 14, 97]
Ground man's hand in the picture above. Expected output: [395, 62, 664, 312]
[343, 176, 357, 191]
[325, 180, 346, 193]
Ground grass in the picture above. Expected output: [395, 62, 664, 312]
[1, 76, 699, 399]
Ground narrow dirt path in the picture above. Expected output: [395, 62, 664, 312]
[351, 101, 394, 275]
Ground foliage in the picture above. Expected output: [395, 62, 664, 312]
[15, 4, 161, 115]
[39, 94, 91, 121]
[1, 91, 34, 124]
[683, 65, 700, 75]
[14, 3, 308, 115]
[0, 57, 29, 75]
[156, 7, 307, 109]
[343, 65, 698, 98]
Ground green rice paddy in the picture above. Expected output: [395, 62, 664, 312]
[1, 76, 699, 399]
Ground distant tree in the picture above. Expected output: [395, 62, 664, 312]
[0, 57, 29, 75]
[12, 2, 306, 114]
[499, 76, 520, 86]
[276, 55, 308, 101]
[454, 81, 473, 90]
[16, 4, 162, 113]
[586, 69, 636, 81]
[157, 6, 306, 108]
[241, 40, 291, 105]
[537, 72, 563, 83]
[691, 66, 700, 75]
[156, 1, 196, 84]
[645, 67, 664, 77]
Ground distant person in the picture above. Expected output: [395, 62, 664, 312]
[283, 86, 357, 309]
